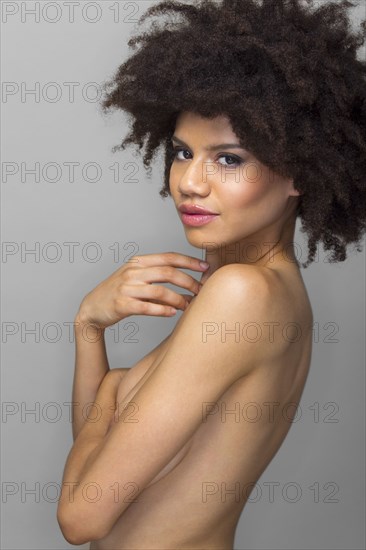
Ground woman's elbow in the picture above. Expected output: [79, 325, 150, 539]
[57, 507, 101, 545]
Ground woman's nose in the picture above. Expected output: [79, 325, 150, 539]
[177, 158, 213, 195]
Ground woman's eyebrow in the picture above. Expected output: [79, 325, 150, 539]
[171, 135, 246, 151]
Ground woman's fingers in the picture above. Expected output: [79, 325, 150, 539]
[76, 252, 209, 327]
[143, 290, 195, 310]
[126, 267, 202, 296]
[127, 252, 208, 272]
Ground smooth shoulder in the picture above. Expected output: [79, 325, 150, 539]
[168, 263, 284, 375]
[200, 263, 273, 303]
[195, 264, 286, 343]
[180, 263, 277, 339]
[198, 264, 300, 363]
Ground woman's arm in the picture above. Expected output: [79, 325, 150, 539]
[72, 316, 126, 441]
[57, 367, 126, 544]
[57, 265, 274, 545]
[70, 253, 204, 441]
[64, 368, 125, 482]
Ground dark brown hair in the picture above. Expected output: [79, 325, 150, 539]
[100, 0, 366, 268]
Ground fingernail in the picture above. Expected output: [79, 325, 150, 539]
[200, 262, 209, 269]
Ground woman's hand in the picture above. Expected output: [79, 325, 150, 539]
[75, 252, 209, 330]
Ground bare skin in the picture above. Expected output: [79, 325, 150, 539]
[88, 113, 313, 548]
[89, 258, 313, 549]
[59, 112, 314, 548]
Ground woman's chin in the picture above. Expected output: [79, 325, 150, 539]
[182, 230, 219, 247]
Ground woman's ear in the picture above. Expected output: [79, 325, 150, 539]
[288, 178, 303, 196]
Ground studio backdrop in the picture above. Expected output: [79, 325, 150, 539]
[1, 1, 365, 549]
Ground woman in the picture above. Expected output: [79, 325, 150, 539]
[57, 0, 366, 548]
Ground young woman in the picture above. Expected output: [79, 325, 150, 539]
[57, 0, 366, 548]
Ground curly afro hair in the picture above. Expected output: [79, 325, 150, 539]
[100, 0, 366, 268]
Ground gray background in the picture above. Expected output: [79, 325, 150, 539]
[1, 1, 365, 548]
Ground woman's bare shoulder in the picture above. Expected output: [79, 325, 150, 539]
[200, 262, 275, 297]
[197, 262, 308, 333]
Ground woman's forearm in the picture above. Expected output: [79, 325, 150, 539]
[58, 368, 123, 523]
[72, 317, 110, 441]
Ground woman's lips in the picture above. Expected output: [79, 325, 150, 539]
[180, 213, 219, 226]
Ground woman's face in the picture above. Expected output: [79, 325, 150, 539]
[169, 111, 301, 258]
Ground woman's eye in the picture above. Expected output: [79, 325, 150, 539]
[172, 148, 242, 167]
[173, 148, 191, 161]
[217, 155, 242, 168]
